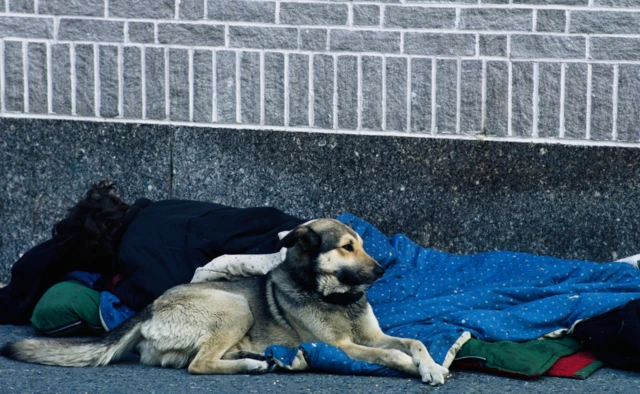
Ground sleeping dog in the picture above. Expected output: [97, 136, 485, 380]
[1, 219, 449, 385]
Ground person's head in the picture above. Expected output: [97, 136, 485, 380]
[52, 180, 130, 273]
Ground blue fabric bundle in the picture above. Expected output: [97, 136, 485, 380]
[266, 213, 640, 376]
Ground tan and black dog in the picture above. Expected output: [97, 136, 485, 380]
[1, 219, 449, 385]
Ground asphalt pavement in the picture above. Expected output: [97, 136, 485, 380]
[0, 324, 638, 394]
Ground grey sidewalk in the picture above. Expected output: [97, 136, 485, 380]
[0, 325, 638, 394]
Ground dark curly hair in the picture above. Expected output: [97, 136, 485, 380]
[52, 180, 131, 274]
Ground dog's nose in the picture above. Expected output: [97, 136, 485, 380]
[374, 264, 385, 278]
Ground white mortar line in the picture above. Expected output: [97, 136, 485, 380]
[565, 11, 571, 34]
[585, 35, 590, 60]
[532, 62, 539, 138]
[104, 0, 109, 18]
[141, 46, 147, 119]
[23, 41, 28, 113]
[275, 1, 280, 24]
[212, 50, 217, 122]
[379, 5, 384, 29]
[284, 53, 289, 127]
[296, 29, 301, 51]
[559, 63, 566, 138]
[332, 54, 338, 130]
[70, 43, 76, 115]
[507, 59, 512, 137]
[357, 55, 362, 130]
[154, 22, 159, 45]
[164, 46, 170, 120]
[175, 0, 181, 20]
[236, 50, 241, 123]
[399, 31, 404, 55]
[475, 33, 479, 56]
[5, 111, 640, 148]
[118, 44, 123, 118]
[260, 50, 265, 126]
[430, 58, 436, 135]
[225, 24, 229, 48]
[34, 0, 39, 14]
[612, 64, 619, 140]
[309, 53, 314, 127]
[456, 58, 461, 134]
[455, 8, 461, 29]
[53, 16, 59, 41]
[326, 29, 330, 51]
[46, 42, 52, 114]
[188, 48, 194, 122]
[532, 10, 537, 32]
[124, 21, 129, 45]
[381, 55, 386, 130]
[347, 3, 353, 28]
[406, 57, 411, 133]
[94, 44, 99, 117]
[585, 62, 592, 139]
[481, 59, 486, 134]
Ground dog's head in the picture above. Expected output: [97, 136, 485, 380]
[278, 219, 385, 298]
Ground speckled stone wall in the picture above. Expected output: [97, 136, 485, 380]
[2, 118, 640, 282]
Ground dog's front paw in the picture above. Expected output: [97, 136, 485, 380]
[246, 359, 270, 374]
[419, 362, 449, 385]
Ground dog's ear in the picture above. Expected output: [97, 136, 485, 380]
[278, 226, 321, 251]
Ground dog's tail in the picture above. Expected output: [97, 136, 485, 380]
[0, 309, 150, 367]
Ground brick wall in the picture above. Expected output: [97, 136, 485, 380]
[1, 0, 639, 145]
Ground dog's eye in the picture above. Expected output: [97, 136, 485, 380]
[342, 244, 354, 252]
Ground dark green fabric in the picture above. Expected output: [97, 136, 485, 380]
[30, 280, 104, 337]
[455, 337, 583, 376]
[574, 360, 604, 379]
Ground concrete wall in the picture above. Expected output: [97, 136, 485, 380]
[0, 1, 639, 143]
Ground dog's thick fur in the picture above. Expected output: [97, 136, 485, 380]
[1, 219, 449, 384]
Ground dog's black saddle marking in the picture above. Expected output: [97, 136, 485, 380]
[323, 291, 364, 306]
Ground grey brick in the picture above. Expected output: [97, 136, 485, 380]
[459, 9, 532, 31]
[313, 54, 334, 129]
[331, 30, 400, 53]
[0, 17, 53, 39]
[110, 0, 174, 19]
[594, 0, 640, 6]
[229, 26, 298, 50]
[405, 33, 475, 56]
[479, 35, 507, 57]
[385, 6, 455, 29]
[481, 0, 510, 4]
[353, 5, 380, 27]
[39, 0, 104, 16]
[216, 50, 236, 123]
[264, 52, 284, 126]
[361, 56, 382, 131]
[616, 65, 640, 142]
[145, 47, 166, 120]
[27, 43, 47, 114]
[300, 29, 327, 51]
[180, 0, 205, 20]
[386, 57, 407, 132]
[407, 0, 475, 3]
[158, 24, 224, 47]
[590, 37, 640, 61]
[193, 50, 213, 123]
[169, 49, 189, 122]
[563, 63, 587, 139]
[571, 11, 640, 34]
[208, 0, 275, 23]
[122, 46, 142, 119]
[513, 0, 587, 4]
[460, 60, 482, 134]
[410, 58, 432, 133]
[590, 64, 614, 141]
[485, 61, 508, 136]
[99, 45, 119, 118]
[51, 44, 71, 115]
[128, 22, 155, 44]
[288, 53, 309, 127]
[511, 62, 534, 137]
[280, 3, 348, 26]
[59, 19, 124, 42]
[9, 0, 33, 13]
[240, 51, 260, 124]
[435, 59, 457, 134]
[75, 44, 95, 117]
[538, 62, 561, 138]
[511, 35, 585, 59]
[337, 56, 358, 130]
[4, 41, 23, 113]
[536, 10, 566, 33]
